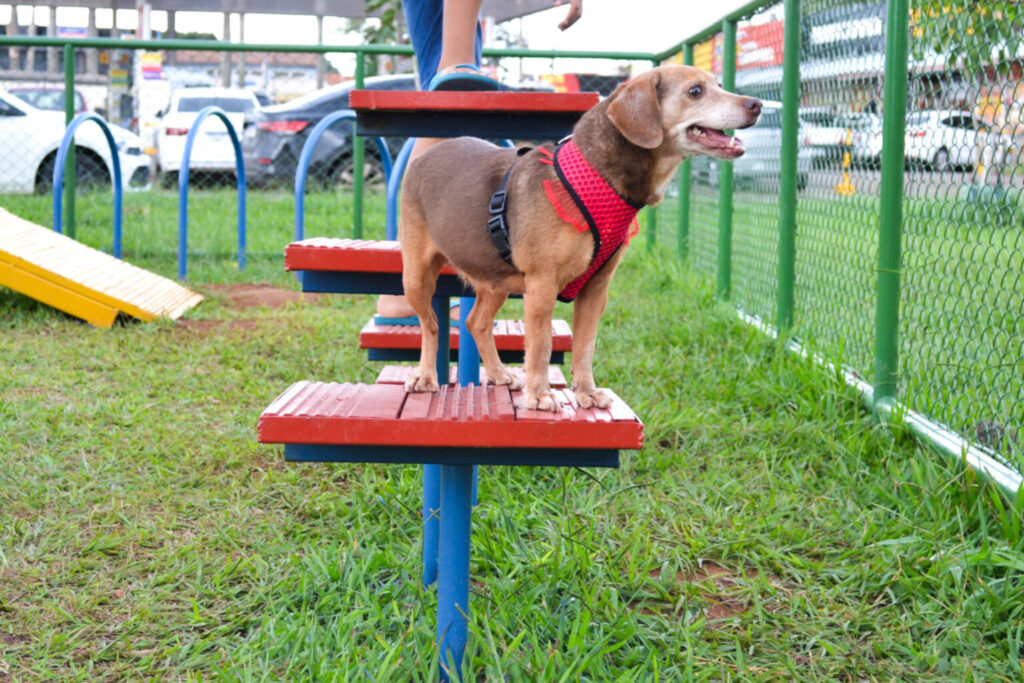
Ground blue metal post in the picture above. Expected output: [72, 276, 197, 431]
[437, 463, 473, 682]
[386, 138, 416, 240]
[423, 296, 451, 587]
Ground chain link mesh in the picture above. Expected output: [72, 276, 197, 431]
[903, 0, 1023, 464]
[665, 0, 1023, 470]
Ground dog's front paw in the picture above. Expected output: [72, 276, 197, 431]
[575, 388, 612, 410]
[487, 366, 525, 391]
[524, 389, 561, 412]
[404, 370, 440, 393]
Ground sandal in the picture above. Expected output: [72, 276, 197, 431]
[429, 63, 503, 92]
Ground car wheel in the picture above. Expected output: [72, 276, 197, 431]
[332, 152, 386, 190]
[932, 148, 950, 172]
[35, 148, 111, 194]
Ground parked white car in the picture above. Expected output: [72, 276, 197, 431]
[800, 106, 848, 167]
[155, 87, 259, 183]
[0, 89, 150, 194]
[904, 110, 1006, 171]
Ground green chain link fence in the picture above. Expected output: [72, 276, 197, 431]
[664, 0, 1023, 496]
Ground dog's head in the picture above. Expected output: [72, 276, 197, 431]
[606, 65, 761, 159]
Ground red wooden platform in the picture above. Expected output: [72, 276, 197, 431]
[349, 90, 599, 114]
[348, 90, 600, 140]
[376, 364, 567, 388]
[285, 238, 455, 275]
[360, 318, 573, 353]
[258, 381, 643, 452]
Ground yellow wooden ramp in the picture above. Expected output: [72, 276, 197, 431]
[0, 207, 202, 327]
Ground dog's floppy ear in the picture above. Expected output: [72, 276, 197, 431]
[606, 73, 664, 149]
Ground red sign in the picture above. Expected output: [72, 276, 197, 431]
[737, 20, 784, 71]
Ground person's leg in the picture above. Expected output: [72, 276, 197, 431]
[438, 0, 483, 74]
[378, 0, 484, 320]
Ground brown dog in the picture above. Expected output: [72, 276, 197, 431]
[399, 65, 761, 410]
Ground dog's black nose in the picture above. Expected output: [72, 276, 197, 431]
[744, 98, 762, 114]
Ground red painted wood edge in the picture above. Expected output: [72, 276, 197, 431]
[285, 238, 458, 275]
[350, 90, 599, 113]
[376, 364, 568, 388]
[359, 318, 573, 352]
[258, 381, 643, 450]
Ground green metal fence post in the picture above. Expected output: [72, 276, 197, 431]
[716, 19, 737, 299]
[352, 51, 366, 239]
[63, 44, 76, 240]
[678, 42, 694, 261]
[776, 0, 800, 331]
[873, 0, 909, 404]
[645, 56, 661, 253]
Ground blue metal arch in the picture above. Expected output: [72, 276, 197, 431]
[52, 112, 124, 258]
[293, 110, 392, 242]
[177, 106, 247, 281]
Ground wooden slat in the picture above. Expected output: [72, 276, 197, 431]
[259, 381, 643, 451]
[0, 208, 202, 324]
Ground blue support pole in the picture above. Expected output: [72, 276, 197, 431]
[386, 138, 416, 240]
[437, 463, 473, 682]
[423, 296, 451, 587]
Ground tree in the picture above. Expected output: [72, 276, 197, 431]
[910, 1, 1023, 73]
[349, 0, 407, 76]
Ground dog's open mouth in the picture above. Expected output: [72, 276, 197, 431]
[687, 125, 744, 158]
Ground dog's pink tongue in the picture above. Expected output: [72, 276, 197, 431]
[706, 127, 741, 149]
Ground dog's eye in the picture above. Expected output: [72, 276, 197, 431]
[688, 85, 703, 98]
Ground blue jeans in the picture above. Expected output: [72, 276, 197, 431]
[401, 0, 483, 90]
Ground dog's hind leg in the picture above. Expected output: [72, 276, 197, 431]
[401, 219, 447, 393]
[464, 285, 522, 389]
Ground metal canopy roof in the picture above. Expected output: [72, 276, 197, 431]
[28, 0, 560, 23]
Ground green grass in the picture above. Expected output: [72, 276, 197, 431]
[2, 190, 1024, 680]
[667, 183, 1023, 472]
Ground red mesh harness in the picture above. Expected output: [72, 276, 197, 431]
[487, 138, 642, 303]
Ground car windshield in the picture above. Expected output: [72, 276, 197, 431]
[801, 110, 837, 126]
[906, 112, 933, 127]
[11, 90, 82, 111]
[177, 97, 253, 114]
[836, 114, 877, 130]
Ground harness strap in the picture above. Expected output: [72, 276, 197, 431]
[487, 147, 532, 269]
[487, 164, 516, 267]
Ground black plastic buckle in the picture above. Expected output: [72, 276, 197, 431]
[487, 215, 512, 261]
[489, 190, 507, 215]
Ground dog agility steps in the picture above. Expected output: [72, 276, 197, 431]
[0, 207, 202, 327]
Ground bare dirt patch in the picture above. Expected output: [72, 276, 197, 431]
[638, 560, 787, 624]
[204, 283, 321, 310]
